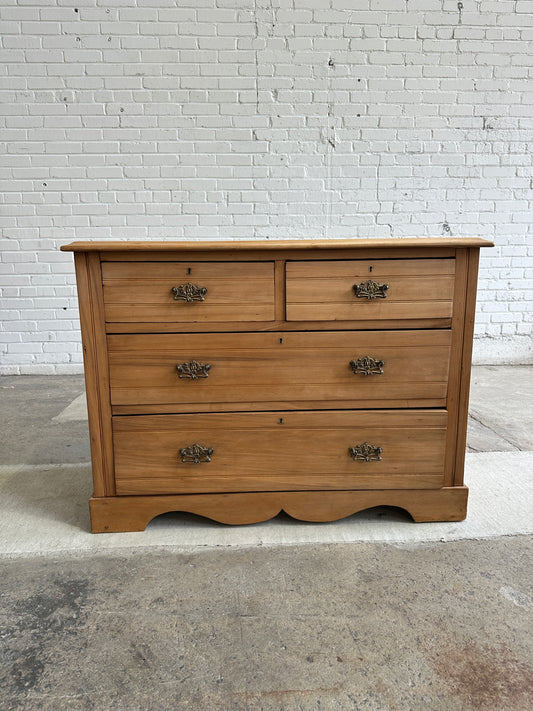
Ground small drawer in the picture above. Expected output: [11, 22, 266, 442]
[108, 330, 451, 411]
[102, 261, 275, 323]
[113, 410, 447, 495]
[286, 258, 455, 322]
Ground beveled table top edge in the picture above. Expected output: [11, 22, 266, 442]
[60, 237, 494, 252]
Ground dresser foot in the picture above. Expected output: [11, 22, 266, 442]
[89, 487, 468, 533]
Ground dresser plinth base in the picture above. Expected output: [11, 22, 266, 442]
[89, 487, 468, 533]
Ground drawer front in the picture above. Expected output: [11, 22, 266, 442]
[102, 261, 275, 323]
[108, 330, 451, 409]
[113, 410, 447, 495]
[286, 259, 455, 321]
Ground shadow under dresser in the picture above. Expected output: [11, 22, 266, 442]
[61, 238, 493, 532]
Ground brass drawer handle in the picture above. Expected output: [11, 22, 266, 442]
[349, 442, 383, 462]
[180, 444, 213, 464]
[176, 360, 211, 380]
[353, 280, 388, 299]
[171, 283, 208, 302]
[350, 356, 384, 376]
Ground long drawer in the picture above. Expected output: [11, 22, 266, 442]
[108, 330, 452, 410]
[102, 261, 275, 323]
[286, 258, 455, 321]
[113, 410, 448, 495]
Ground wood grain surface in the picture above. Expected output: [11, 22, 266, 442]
[107, 330, 451, 408]
[113, 410, 447, 495]
[102, 261, 275, 323]
[60, 237, 494, 251]
[286, 259, 455, 321]
[89, 486, 469, 532]
[105, 317, 453, 334]
[74, 253, 115, 496]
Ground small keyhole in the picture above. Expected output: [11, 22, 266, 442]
[187, 267, 191, 275]
[279, 418, 283, 424]
[279, 337, 283, 344]
[369, 265, 373, 272]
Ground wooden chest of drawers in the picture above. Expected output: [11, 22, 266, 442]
[62, 238, 492, 533]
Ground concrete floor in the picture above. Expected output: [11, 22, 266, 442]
[0, 367, 532, 710]
[1, 538, 532, 711]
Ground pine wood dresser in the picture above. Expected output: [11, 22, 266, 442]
[62, 238, 493, 533]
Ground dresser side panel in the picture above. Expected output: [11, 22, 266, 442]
[74, 252, 115, 497]
[454, 248, 481, 485]
[443, 248, 469, 487]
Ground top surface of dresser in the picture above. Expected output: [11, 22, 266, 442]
[61, 237, 493, 252]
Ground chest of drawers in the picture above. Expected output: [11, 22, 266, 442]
[62, 238, 492, 533]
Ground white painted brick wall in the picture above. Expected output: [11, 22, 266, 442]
[1, 0, 532, 374]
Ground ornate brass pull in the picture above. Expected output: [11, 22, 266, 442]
[350, 356, 384, 376]
[353, 280, 388, 300]
[349, 442, 383, 462]
[180, 444, 213, 464]
[171, 283, 208, 302]
[176, 360, 211, 380]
